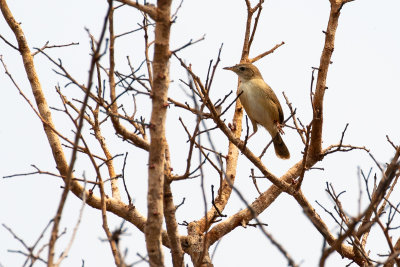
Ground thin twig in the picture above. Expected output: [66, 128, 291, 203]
[250, 41, 285, 63]
[251, 168, 262, 195]
[55, 175, 87, 265]
[122, 152, 133, 205]
[32, 41, 79, 56]
[171, 35, 205, 54]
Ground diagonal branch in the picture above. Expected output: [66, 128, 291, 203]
[249, 41, 285, 63]
[0, 0, 163, 262]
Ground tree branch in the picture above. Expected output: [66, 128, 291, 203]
[145, 0, 173, 266]
[309, 1, 350, 159]
[116, 0, 158, 20]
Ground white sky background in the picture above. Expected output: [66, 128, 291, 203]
[1, 0, 400, 266]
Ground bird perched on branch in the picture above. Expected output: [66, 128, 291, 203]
[223, 63, 290, 159]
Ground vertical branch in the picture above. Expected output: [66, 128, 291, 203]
[248, 0, 263, 49]
[163, 181, 184, 267]
[108, 3, 150, 151]
[201, 0, 263, 223]
[92, 104, 121, 200]
[143, 14, 154, 89]
[79, 135, 124, 266]
[309, 1, 349, 158]
[99, 175, 122, 266]
[145, 0, 172, 266]
[241, 0, 263, 61]
[55, 178, 87, 266]
[196, 0, 266, 233]
[106, 1, 122, 200]
[163, 146, 184, 267]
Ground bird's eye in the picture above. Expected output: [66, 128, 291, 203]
[239, 66, 246, 71]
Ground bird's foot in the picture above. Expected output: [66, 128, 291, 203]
[276, 122, 285, 135]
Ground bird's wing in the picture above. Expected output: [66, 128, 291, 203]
[274, 97, 284, 124]
[261, 82, 284, 124]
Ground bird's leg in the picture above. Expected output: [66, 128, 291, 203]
[276, 121, 285, 135]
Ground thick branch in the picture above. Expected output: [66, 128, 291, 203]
[164, 180, 184, 267]
[309, 2, 344, 159]
[145, 0, 173, 266]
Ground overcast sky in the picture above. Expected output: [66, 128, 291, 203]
[1, 0, 400, 266]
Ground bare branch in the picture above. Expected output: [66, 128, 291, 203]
[171, 35, 205, 54]
[55, 176, 87, 266]
[32, 41, 79, 56]
[164, 145, 185, 267]
[309, 1, 353, 159]
[145, 0, 173, 265]
[0, 33, 18, 50]
[249, 41, 285, 63]
[115, 0, 157, 20]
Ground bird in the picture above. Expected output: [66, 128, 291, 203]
[223, 63, 290, 159]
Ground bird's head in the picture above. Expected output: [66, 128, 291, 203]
[223, 63, 263, 81]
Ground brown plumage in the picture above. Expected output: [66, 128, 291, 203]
[224, 63, 290, 159]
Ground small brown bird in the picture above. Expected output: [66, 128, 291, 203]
[224, 63, 290, 159]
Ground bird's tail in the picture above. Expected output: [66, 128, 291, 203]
[272, 134, 290, 159]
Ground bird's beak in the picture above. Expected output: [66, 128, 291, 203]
[223, 66, 234, 71]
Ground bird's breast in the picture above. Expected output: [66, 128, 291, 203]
[238, 79, 279, 134]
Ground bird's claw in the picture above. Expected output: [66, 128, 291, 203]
[277, 122, 285, 135]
